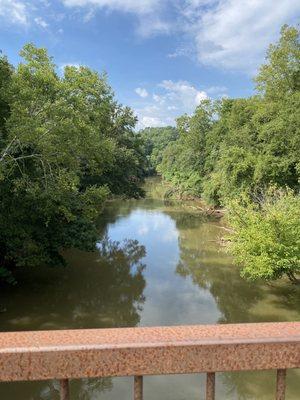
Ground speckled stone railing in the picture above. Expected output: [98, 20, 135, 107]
[0, 322, 299, 399]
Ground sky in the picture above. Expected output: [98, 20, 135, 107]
[0, 0, 299, 129]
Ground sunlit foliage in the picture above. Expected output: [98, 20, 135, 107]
[227, 189, 300, 283]
[0, 44, 144, 280]
[158, 26, 300, 206]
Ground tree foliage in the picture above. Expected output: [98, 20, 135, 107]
[227, 190, 300, 283]
[158, 25, 300, 207]
[156, 25, 300, 282]
[138, 126, 178, 174]
[157, 101, 214, 195]
[0, 44, 144, 280]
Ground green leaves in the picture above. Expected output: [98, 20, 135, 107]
[138, 126, 179, 175]
[157, 25, 299, 208]
[255, 25, 300, 99]
[227, 189, 300, 282]
[0, 44, 144, 281]
[157, 101, 214, 197]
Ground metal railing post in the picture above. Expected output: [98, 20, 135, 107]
[276, 369, 286, 400]
[206, 372, 215, 400]
[60, 379, 70, 400]
[134, 375, 143, 400]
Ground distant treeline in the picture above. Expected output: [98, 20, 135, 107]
[139, 126, 178, 175]
[0, 44, 145, 282]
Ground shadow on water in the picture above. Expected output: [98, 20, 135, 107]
[0, 236, 146, 399]
[0, 237, 146, 331]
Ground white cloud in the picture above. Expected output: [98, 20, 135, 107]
[135, 87, 149, 98]
[159, 80, 208, 108]
[62, 0, 161, 14]
[83, 8, 95, 22]
[0, 0, 28, 25]
[153, 94, 164, 104]
[1, 0, 299, 74]
[139, 116, 168, 128]
[135, 80, 208, 129]
[136, 15, 171, 37]
[167, 47, 192, 59]
[61, 0, 169, 37]
[34, 16, 48, 28]
[60, 0, 299, 67]
[179, 0, 300, 71]
[0, 0, 59, 28]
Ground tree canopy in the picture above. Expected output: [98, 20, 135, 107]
[138, 126, 178, 175]
[0, 44, 144, 281]
[157, 25, 299, 207]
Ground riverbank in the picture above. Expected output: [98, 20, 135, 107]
[154, 176, 225, 218]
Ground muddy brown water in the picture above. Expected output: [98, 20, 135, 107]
[0, 177, 299, 399]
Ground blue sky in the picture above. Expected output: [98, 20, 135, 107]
[0, 0, 299, 129]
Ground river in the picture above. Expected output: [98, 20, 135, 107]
[0, 177, 299, 399]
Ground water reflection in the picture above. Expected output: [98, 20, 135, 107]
[0, 177, 299, 400]
[173, 208, 300, 399]
[0, 237, 146, 399]
[174, 219, 300, 324]
[0, 378, 114, 400]
[0, 238, 146, 331]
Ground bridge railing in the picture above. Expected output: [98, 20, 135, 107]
[0, 322, 299, 399]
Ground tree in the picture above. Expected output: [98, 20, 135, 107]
[158, 25, 300, 207]
[255, 25, 300, 99]
[0, 44, 144, 281]
[0, 53, 12, 139]
[138, 126, 178, 175]
[158, 100, 214, 196]
[227, 189, 300, 283]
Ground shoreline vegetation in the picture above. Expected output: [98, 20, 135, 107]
[0, 25, 299, 285]
[157, 185, 300, 286]
[139, 26, 300, 284]
[162, 182, 225, 218]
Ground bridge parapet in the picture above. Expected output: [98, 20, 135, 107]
[0, 322, 299, 399]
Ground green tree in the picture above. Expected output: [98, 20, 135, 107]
[158, 100, 214, 196]
[138, 126, 178, 174]
[0, 53, 12, 139]
[227, 189, 300, 283]
[255, 25, 300, 99]
[159, 25, 300, 207]
[0, 44, 144, 281]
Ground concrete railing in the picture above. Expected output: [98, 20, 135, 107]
[0, 322, 299, 399]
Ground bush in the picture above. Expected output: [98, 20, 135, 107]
[227, 189, 300, 283]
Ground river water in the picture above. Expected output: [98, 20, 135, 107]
[0, 177, 299, 399]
